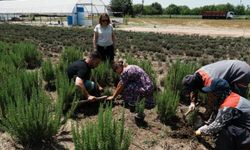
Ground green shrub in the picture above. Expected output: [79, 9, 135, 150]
[0, 87, 63, 146]
[0, 56, 16, 83]
[102, 88, 112, 96]
[41, 59, 56, 90]
[20, 71, 41, 100]
[0, 70, 40, 105]
[92, 60, 117, 86]
[42, 59, 55, 82]
[186, 110, 199, 127]
[72, 103, 132, 150]
[0, 74, 19, 117]
[59, 47, 82, 71]
[9, 51, 26, 69]
[56, 71, 77, 115]
[165, 60, 197, 94]
[135, 100, 145, 115]
[12, 42, 42, 69]
[0, 41, 8, 54]
[156, 87, 179, 123]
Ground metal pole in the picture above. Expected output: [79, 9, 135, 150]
[76, 4, 78, 25]
[91, 0, 93, 26]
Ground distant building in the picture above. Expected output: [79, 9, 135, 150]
[0, 0, 108, 26]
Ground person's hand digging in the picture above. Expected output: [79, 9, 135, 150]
[88, 95, 96, 101]
[98, 86, 104, 93]
[189, 102, 196, 111]
[195, 130, 201, 136]
[107, 96, 115, 101]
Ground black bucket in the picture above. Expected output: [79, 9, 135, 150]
[128, 101, 136, 113]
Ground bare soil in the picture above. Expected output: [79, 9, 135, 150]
[56, 103, 210, 150]
[118, 25, 250, 38]
[119, 18, 250, 38]
[2, 20, 240, 149]
[0, 103, 211, 150]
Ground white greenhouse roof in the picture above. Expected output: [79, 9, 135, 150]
[0, 0, 108, 14]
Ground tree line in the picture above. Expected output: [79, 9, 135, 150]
[110, 0, 250, 16]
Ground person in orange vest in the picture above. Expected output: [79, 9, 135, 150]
[182, 60, 250, 118]
[195, 78, 250, 150]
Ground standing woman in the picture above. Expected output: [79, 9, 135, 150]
[107, 61, 155, 108]
[93, 13, 116, 63]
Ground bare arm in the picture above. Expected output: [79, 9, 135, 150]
[107, 81, 124, 100]
[197, 107, 241, 135]
[190, 91, 198, 103]
[189, 90, 198, 110]
[93, 32, 98, 49]
[96, 82, 104, 92]
[112, 32, 116, 47]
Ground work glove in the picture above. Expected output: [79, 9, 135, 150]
[195, 130, 201, 136]
[195, 125, 208, 136]
[189, 102, 196, 111]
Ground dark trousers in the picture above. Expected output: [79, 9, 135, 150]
[97, 44, 115, 63]
[215, 125, 250, 150]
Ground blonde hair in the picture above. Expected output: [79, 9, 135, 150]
[112, 60, 123, 70]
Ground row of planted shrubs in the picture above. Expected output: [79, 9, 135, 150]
[0, 40, 201, 149]
[1, 24, 250, 64]
[73, 104, 132, 150]
[0, 41, 78, 146]
[156, 60, 198, 123]
[0, 41, 134, 149]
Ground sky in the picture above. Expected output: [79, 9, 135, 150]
[102, 0, 250, 8]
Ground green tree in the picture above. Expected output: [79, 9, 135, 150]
[179, 5, 191, 15]
[110, 0, 133, 16]
[190, 7, 202, 15]
[246, 5, 250, 15]
[215, 3, 235, 12]
[143, 5, 152, 15]
[225, 3, 235, 12]
[235, 5, 245, 15]
[143, 5, 159, 15]
[164, 4, 180, 15]
[151, 2, 163, 15]
[133, 4, 143, 15]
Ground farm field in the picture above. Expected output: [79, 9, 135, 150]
[120, 18, 250, 37]
[0, 23, 250, 150]
[127, 18, 250, 29]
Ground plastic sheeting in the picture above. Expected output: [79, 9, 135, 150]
[0, 0, 108, 14]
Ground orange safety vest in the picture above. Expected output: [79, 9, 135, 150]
[220, 92, 240, 109]
[197, 69, 212, 87]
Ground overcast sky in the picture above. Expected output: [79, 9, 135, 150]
[102, 0, 250, 8]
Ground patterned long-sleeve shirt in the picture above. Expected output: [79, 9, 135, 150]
[199, 107, 242, 135]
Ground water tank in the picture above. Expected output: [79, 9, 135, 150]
[67, 16, 73, 25]
[77, 5, 84, 25]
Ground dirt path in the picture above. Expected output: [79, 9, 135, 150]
[118, 25, 250, 38]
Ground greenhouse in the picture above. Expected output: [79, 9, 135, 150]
[0, 0, 109, 26]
